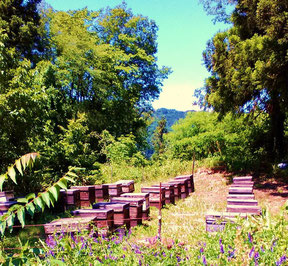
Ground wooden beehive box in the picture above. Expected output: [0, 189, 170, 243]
[60, 189, 81, 208]
[169, 179, 189, 199]
[71, 186, 95, 207]
[141, 187, 165, 209]
[71, 209, 114, 229]
[152, 184, 175, 205]
[226, 205, 261, 215]
[94, 185, 109, 202]
[233, 176, 253, 183]
[121, 193, 150, 220]
[166, 182, 181, 201]
[110, 197, 144, 227]
[105, 183, 122, 198]
[205, 211, 247, 232]
[174, 176, 194, 194]
[227, 199, 258, 206]
[227, 194, 255, 200]
[0, 191, 14, 201]
[93, 202, 130, 229]
[44, 217, 96, 236]
[115, 180, 135, 193]
[229, 186, 253, 194]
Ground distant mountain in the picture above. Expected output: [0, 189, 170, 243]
[146, 108, 194, 157]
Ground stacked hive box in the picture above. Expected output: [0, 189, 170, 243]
[71, 186, 95, 208]
[71, 209, 114, 235]
[121, 193, 150, 220]
[227, 176, 261, 215]
[151, 183, 175, 205]
[111, 197, 144, 227]
[60, 189, 81, 209]
[168, 179, 189, 199]
[115, 180, 135, 193]
[93, 202, 130, 229]
[105, 183, 123, 198]
[174, 175, 195, 193]
[94, 185, 109, 202]
[44, 217, 97, 236]
[141, 187, 165, 209]
[205, 176, 261, 232]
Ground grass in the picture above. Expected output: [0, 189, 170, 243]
[1, 160, 288, 264]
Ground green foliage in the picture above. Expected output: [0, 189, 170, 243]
[0, 168, 76, 236]
[0, 153, 39, 191]
[99, 130, 147, 167]
[152, 117, 168, 158]
[199, 0, 288, 160]
[165, 112, 268, 172]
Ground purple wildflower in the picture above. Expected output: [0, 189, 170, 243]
[276, 255, 287, 266]
[45, 235, 56, 249]
[249, 246, 255, 258]
[220, 244, 224, 254]
[200, 247, 204, 253]
[261, 246, 265, 252]
[248, 232, 253, 243]
[202, 255, 207, 265]
[139, 259, 142, 266]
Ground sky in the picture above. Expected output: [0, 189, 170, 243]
[45, 0, 228, 111]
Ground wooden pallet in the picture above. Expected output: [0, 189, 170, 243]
[226, 204, 261, 215]
[227, 199, 258, 206]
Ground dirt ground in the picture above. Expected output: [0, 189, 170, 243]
[194, 168, 288, 215]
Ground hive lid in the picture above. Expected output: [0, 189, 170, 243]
[111, 197, 144, 206]
[71, 186, 95, 191]
[93, 202, 130, 212]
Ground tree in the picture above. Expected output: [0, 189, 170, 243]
[198, 0, 288, 160]
[152, 117, 168, 157]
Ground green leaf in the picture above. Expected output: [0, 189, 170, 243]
[15, 159, 23, 175]
[0, 174, 6, 191]
[34, 197, 44, 212]
[57, 179, 67, 190]
[21, 154, 30, 169]
[17, 198, 28, 204]
[40, 192, 51, 208]
[64, 175, 75, 183]
[0, 220, 6, 236]
[26, 193, 36, 201]
[26, 202, 35, 217]
[66, 171, 78, 178]
[49, 259, 66, 266]
[7, 166, 17, 184]
[6, 213, 15, 232]
[17, 207, 25, 228]
[49, 186, 59, 201]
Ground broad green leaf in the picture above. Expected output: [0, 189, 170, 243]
[17, 198, 28, 204]
[49, 186, 59, 201]
[66, 171, 78, 178]
[6, 213, 15, 232]
[7, 166, 17, 184]
[34, 197, 44, 212]
[30, 153, 38, 161]
[49, 259, 66, 266]
[41, 192, 51, 208]
[26, 202, 35, 217]
[0, 220, 6, 236]
[64, 175, 75, 183]
[26, 193, 36, 201]
[0, 174, 6, 191]
[57, 179, 67, 190]
[21, 154, 30, 169]
[17, 207, 25, 228]
[15, 159, 23, 175]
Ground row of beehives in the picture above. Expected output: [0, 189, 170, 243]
[44, 174, 195, 237]
[206, 176, 261, 232]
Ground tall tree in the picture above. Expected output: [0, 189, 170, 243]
[152, 117, 168, 157]
[199, 0, 288, 160]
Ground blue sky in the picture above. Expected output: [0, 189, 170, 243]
[45, 0, 228, 111]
